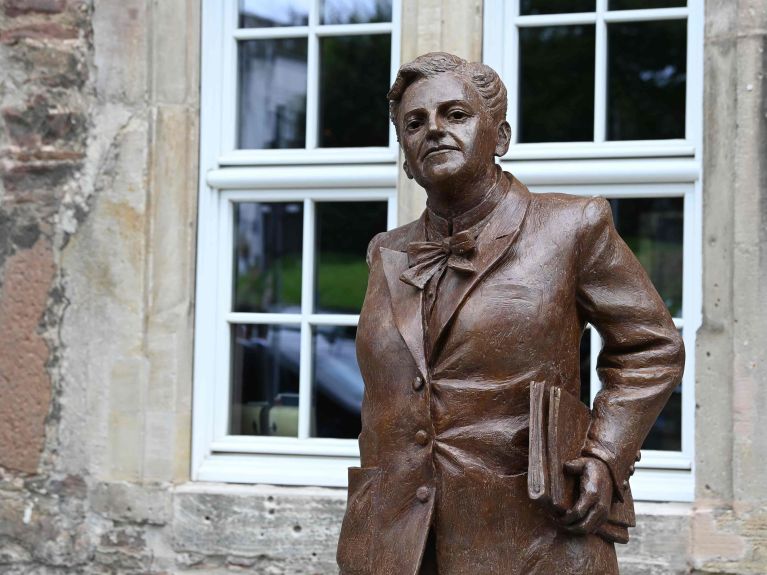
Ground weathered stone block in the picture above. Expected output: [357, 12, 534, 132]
[173, 484, 346, 574]
[90, 482, 171, 525]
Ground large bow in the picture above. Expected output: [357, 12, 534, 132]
[399, 229, 477, 289]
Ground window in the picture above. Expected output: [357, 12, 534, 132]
[194, 0, 400, 486]
[484, 0, 702, 501]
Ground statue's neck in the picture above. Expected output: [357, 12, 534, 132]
[425, 164, 500, 221]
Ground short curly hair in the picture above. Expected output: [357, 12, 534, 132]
[387, 52, 508, 137]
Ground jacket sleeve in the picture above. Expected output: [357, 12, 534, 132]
[575, 197, 685, 499]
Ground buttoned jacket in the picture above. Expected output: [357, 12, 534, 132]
[337, 172, 685, 575]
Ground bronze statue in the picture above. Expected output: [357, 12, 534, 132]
[336, 52, 684, 575]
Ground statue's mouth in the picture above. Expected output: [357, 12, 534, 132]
[423, 145, 459, 159]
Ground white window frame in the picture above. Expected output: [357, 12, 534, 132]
[193, 0, 401, 486]
[484, 0, 704, 502]
[212, 0, 402, 166]
[484, 0, 701, 161]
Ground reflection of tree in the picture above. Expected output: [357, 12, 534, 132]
[607, 21, 686, 140]
[319, 32, 391, 147]
[519, 25, 595, 142]
[318, 1, 392, 148]
[610, 198, 684, 317]
[322, 0, 392, 24]
[520, 0, 594, 16]
[610, 0, 684, 10]
[315, 202, 388, 312]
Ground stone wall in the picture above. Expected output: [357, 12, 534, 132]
[0, 0, 765, 574]
[0, 0, 200, 572]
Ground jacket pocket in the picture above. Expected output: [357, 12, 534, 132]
[336, 466, 380, 574]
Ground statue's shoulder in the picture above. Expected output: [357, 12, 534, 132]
[365, 219, 420, 267]
[526, 189, 612, 235]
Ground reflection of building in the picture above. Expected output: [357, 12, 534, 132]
[239, 40, 308, 148]
[0, 1, 766, 574]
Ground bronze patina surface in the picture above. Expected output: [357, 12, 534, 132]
[336, 52, 684, 575]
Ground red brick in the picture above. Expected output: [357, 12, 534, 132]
[0, 238, 56, 474]
[0, 23, 78, 44]
[2, 161, 79, 195]
[4, 0, 66, 17]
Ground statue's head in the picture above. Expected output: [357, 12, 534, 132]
[387, 52, 510, 189]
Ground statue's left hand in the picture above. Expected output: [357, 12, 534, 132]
[558, 457, 613, 535]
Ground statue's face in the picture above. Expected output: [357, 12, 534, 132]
[397, 72, 501, 189]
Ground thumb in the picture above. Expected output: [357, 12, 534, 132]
[564, 458, 587, 476]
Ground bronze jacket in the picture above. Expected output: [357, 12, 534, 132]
[337, 172, 684, 575]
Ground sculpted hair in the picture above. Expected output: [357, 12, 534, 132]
[387, 52, 508, 136]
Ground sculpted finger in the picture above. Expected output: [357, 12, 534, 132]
[561, 494, 595, 525]
[564, 458, 587, 476]
[563, 503, 608, 535]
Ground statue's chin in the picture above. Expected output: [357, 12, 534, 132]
[416, 162, 467, 190]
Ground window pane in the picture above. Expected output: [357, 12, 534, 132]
[518, 25, 595, 143]
[315, 201, 388, 313]
[520, 0, 594, 15]
[230, 324, 301, 437]
[642, 329, 683, 451]
[239, 0, 310, 28]
[609, 197, 683, 317]
[233, 202, 303, 313]
[610, 0, 685, 9]
[318, 35, 391, 148]
[311, 326, 363, 438]
[321, 0, 392, 24]
[238, 39, 308, 149]
[607, 20, 686, 140]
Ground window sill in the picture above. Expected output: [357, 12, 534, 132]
[192, 452, 694, 502]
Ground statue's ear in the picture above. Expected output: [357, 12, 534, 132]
[495, 121, 511, 157]
[403, 160, 414, 180]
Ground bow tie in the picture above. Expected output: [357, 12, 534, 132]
[399, 229, 477, 289]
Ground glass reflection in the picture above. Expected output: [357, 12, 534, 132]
[520, 0, 594, 15]
[321, 0, 392, 24]
[311, 326, 363, 438]
[607, 20, 686, 140]
[518, 25, 595, 142]
[230, 324, 301, 437]
[239, 0, 311, 27]
[319, 35, 391, 147]
[610, 0, 685, 9]
[233, 202, 303, 313]
[238, 39, 308, 149]
[315, 202, 388, 313]
[609, 197, 683, 317]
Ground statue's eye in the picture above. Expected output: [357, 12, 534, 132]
[450, 110, 467, 121]
[406, 119, 422, 131]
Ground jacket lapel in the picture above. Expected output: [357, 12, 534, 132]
[380, 215, 428, 378]
[428, 176, 532, 353]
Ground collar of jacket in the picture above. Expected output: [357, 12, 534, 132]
[379, 171, 532, 373]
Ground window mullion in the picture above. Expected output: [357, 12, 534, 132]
[305, 1, 320, 149]
[594, 0, 608, 143]
[509, 0, 520, 145]
[298, 199, 316, 439]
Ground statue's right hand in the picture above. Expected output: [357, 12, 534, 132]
[558, 457, 613, 535]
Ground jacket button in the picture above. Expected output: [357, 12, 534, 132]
[416, 486, 430, 503]
[635, 451, 642, 462]
[622, 479, 629, 490]
[412, 375, 424, 391]
[415, 430, 429, 446]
